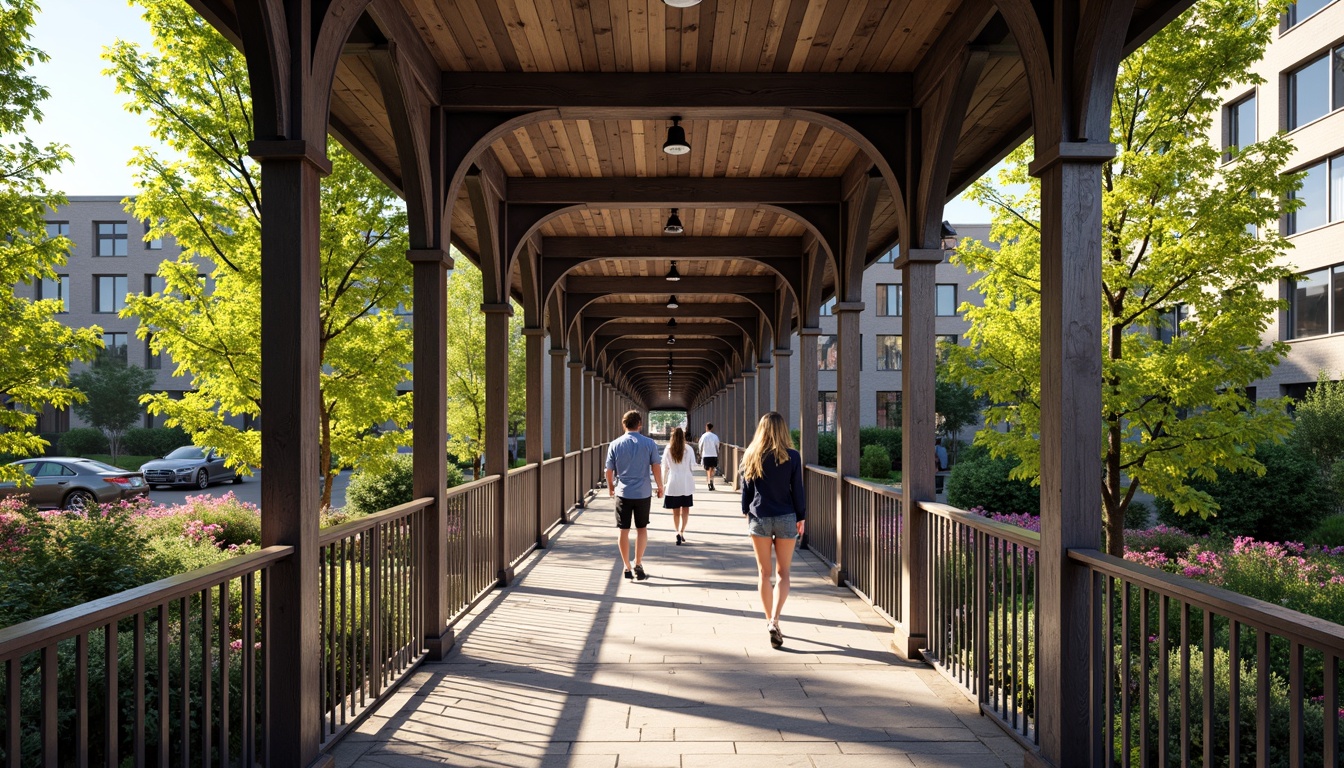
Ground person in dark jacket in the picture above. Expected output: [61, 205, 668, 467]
[739, 411, 805, 649]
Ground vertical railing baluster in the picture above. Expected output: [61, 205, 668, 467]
[1158, 594, 1169, 768]
[179, 596, 190, 768]
[75, 632, 89, 768]
[219, 583, 230, 768]
[1289, 640, 1303, 767]
[1227, 619, 1239, 765]
[1179, 602, 1190, 768]
[41, 643, 56, 768]
[242, 573, 255, 766]
[1201, 609, 1213, 768]
[157, 604, 168, 768]
[201, 589, 212, 768]
[1324, 654, 1338, 768]
[134, 611, 145, 767]
[1140, 588, 1150, 763]
[370, 523, 383, 698]
[1256, 629, 1270, 767]
[340, 537, 348, 726]
[976, 529, 988, 703]
[1105, 576, 1115, 768]
[1122, 580, 1131, 764]
[105, 623, 118, 767]
[4, 656, 18, 768]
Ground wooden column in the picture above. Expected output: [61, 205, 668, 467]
[895, 249, 941, 659]
[798, 329, 820, 468]
[524, 328, 547, 547]
[249, 141, 328, 767]
[774, 348, 793, 430]
[569, 361, 583, 450]
[1031, 146, 1110, 767]
[757, 362, 772, 415]
[584, 370, 596, 449]
[483, 303, 513, 586]
[743, 370, 757, 436]
[832, 302, 864, 585]
[407, 248, 454, 659]
[551, 349, 567, 455]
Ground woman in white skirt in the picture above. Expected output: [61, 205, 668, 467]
[661, 427, 697, 545]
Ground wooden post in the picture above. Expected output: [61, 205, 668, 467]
[584, 370, 597, 450]
[757, 362, 772, 415]
[832, 302, 864, 585]
[483, 303, 513, 586]
[894, 249, 941, 660]
[249, 141, 329, 767]
[550, 349, 567, 519]
[408, 247, 454, 659]
[1029, 146, 1111, 768]
[774, 348, 793, 430]
[569, 361, 583, 454]
[798, 329, 819, 469]
[524, 328, 546, 547]
[743, 370, 757, 433]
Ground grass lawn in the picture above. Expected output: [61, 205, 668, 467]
[80, 454, 157, 471]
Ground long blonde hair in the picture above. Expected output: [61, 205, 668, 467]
[668, 427, 686, 463]
[741, 412, 793, 481]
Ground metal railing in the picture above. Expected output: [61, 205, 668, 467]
[505, 465, 539, 566]
[1072, 548, 1344, 766]
[841, 477, 903, 624]
[317, 498, 429, 746]
[923, 501, 1040, 748]
[803, 465, 838, 567]
[0, 546, 291, 767]
[541, 456, 565, 530]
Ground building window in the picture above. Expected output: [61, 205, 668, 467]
[103, 332, 128, 363]
[819, 297, 837, 316]
[144, 221, 163, 250]
[818, 392, 837, 433]
[937, 334, 960, 347]
[95, 222, 128, 256]
[45, 221, 69, 239]
[37, 275, 70, 312]
[146, 333, 162, 370]
[817, 334, 838, 371]
[1288, 152, 1344, 234]
[1158, 304, 1190, 343]
[877, 284, 902, 316]
[1289, 264, 1344, 338]
[1286, 0, 1333, 28]
[877, 248, 897, 263]
[1286, 48, 1343, 130]
[1224, 94, 1256, 157]
[935, 284, 958, 316]
[876, 335, 902, 371]
[95, 275, 129, 314]
[877, 392, 902, 429]
[145, 274, 166, 295]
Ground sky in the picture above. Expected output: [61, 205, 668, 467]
[22, 0, 996, 222]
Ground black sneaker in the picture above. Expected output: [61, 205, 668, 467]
[769, 622, 784, 649]
[676, 534, 684, 545]
[634, 564, 648, 581]
[623, 568, 633, 580]
[708, 482, 715, 491]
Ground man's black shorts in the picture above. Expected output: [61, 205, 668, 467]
[701, 456, 719, 469]
[615, 496, 652, 529]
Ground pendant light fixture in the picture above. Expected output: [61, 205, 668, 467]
[667, 335, 676, 345]
[666, 295, 679, 309]
[664, 212, 684, 236]
[662, 116, 691, 156]
[666, 317, 678, 328]
[663, 0, 701, 7]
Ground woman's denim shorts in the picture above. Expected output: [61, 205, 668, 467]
[748, 513, 798, 539]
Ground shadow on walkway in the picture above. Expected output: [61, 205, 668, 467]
[330, 469, 1026, 768]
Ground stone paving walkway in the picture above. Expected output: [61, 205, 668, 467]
[332, 469, 1027, 768]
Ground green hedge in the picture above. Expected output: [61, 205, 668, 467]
[945, 445, 1039, 516]
[344, 454, 466, 516]
[57, 428, 108, 456]
[859, 445, 892, 479]
[121, 426, 190, 458]
[789, 427, 901, 471]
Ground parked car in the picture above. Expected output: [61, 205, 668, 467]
[0, 457, 149, 510]
[140, 446, 243, 490]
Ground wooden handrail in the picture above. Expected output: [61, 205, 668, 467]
[318, 497, 434, 545]
[920, 501, 1042, 550]
[542, 456, 564, 467]
[1069, 547, 1344, 654]
[0, 545, 294, 659]
[805, 464, 838, 478]
[446, 474, 500, 496]
[842, 475, 903, 500]
[507, 462, 538, 476]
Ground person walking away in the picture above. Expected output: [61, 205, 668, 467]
[739, 412, 805, 648]
[934, 437, 949, 494]
[661, 427, 697, 545]
[698, 423, 721, 490]
[606, 410, 664, 581]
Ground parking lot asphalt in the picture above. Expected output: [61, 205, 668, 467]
[143, 469, 352, 511]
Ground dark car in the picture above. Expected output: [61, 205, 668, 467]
[0, 458, 149, 510]
[140, 446, 243, 490]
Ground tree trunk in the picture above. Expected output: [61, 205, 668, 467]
[320, 410, 333, 511]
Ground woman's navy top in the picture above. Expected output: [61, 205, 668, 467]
[740, 448, 806, 521]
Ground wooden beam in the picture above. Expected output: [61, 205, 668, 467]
[442, 73, 912, 112]
[580, 303, 759, 319]
[545, 236, 802, 260]
[506, 177, 842, 205]
[562, 276, 777, 294]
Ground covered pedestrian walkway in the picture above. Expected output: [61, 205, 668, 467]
[331, 469, 1023, 768]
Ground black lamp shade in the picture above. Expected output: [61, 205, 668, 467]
[667, 295, 679, 309]
[663, 118, 691, 155]
[667, 317, 677, 328]
[664, 212, 684, 236]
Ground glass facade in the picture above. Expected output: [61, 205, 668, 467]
[1289, 265, 1344, 338]
[818, 334, 838, 370]
[819, 392, 837, 433]
[1225, 95, 1256, 155]
[96, 222, 129, 257]
[877, 392, 901, 428]
[1288, 153, 1344, 234]
[935, 284, 958, 316]
[37, 275, 70, 312]
[876, 335, 902, 371]
[1288, 54, 1330, 129]
[96, 275, 129, 314]
[103, 332, 128, 362]
[877, 284, 901, 316]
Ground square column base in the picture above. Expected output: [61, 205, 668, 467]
[497, 566, 515, 587]
[424, 627, 456, 661]
[828, 565, 845, 586]
[536, 531, 550, 550]
[1024, 753, 1058, 768]
[890, 626, 924, 661]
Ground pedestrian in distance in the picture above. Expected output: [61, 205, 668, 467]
[698, 423, 721, 490]
[661, 427, 697, 545]
[605, 410, 664, 581]
[739, 411, 805, 649]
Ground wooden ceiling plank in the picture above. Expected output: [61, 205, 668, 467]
[647, 0, 667, 73]
[747, 119, 781, 176]
[628, 0, 651, 73]
[400, 1, 467, 70]
[801, 0, 849, 72]
[630, 119, 648, 177]
[585, 0, 619, 72]
[573, 120, 603, 176]
[725, 0, 756, 72]
[511, 0, 559, 73]
[610, 0, 636, 72]
[535, 0, 583, 70]
[820, 0, 869, 72]
[564, 0, 603, 71]
[784, 0, 827, 72]
[755, 0, 792, 71]
[544, 235, 802, 259]
[505, 176, 842, 204]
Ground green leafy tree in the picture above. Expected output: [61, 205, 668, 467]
[934, 368, 982, 464]
[0, 0, 103, 481]
[70, 353, 157, 458]
[445, 262, 524, 477]
[1291, 372, 1344, 499]
[946, 0, 1297, 554]
[104, 0, 414, 509]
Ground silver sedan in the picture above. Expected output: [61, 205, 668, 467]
[0, 458, 150, 510]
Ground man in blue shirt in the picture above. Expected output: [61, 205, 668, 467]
[605, 410, 664, 581]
